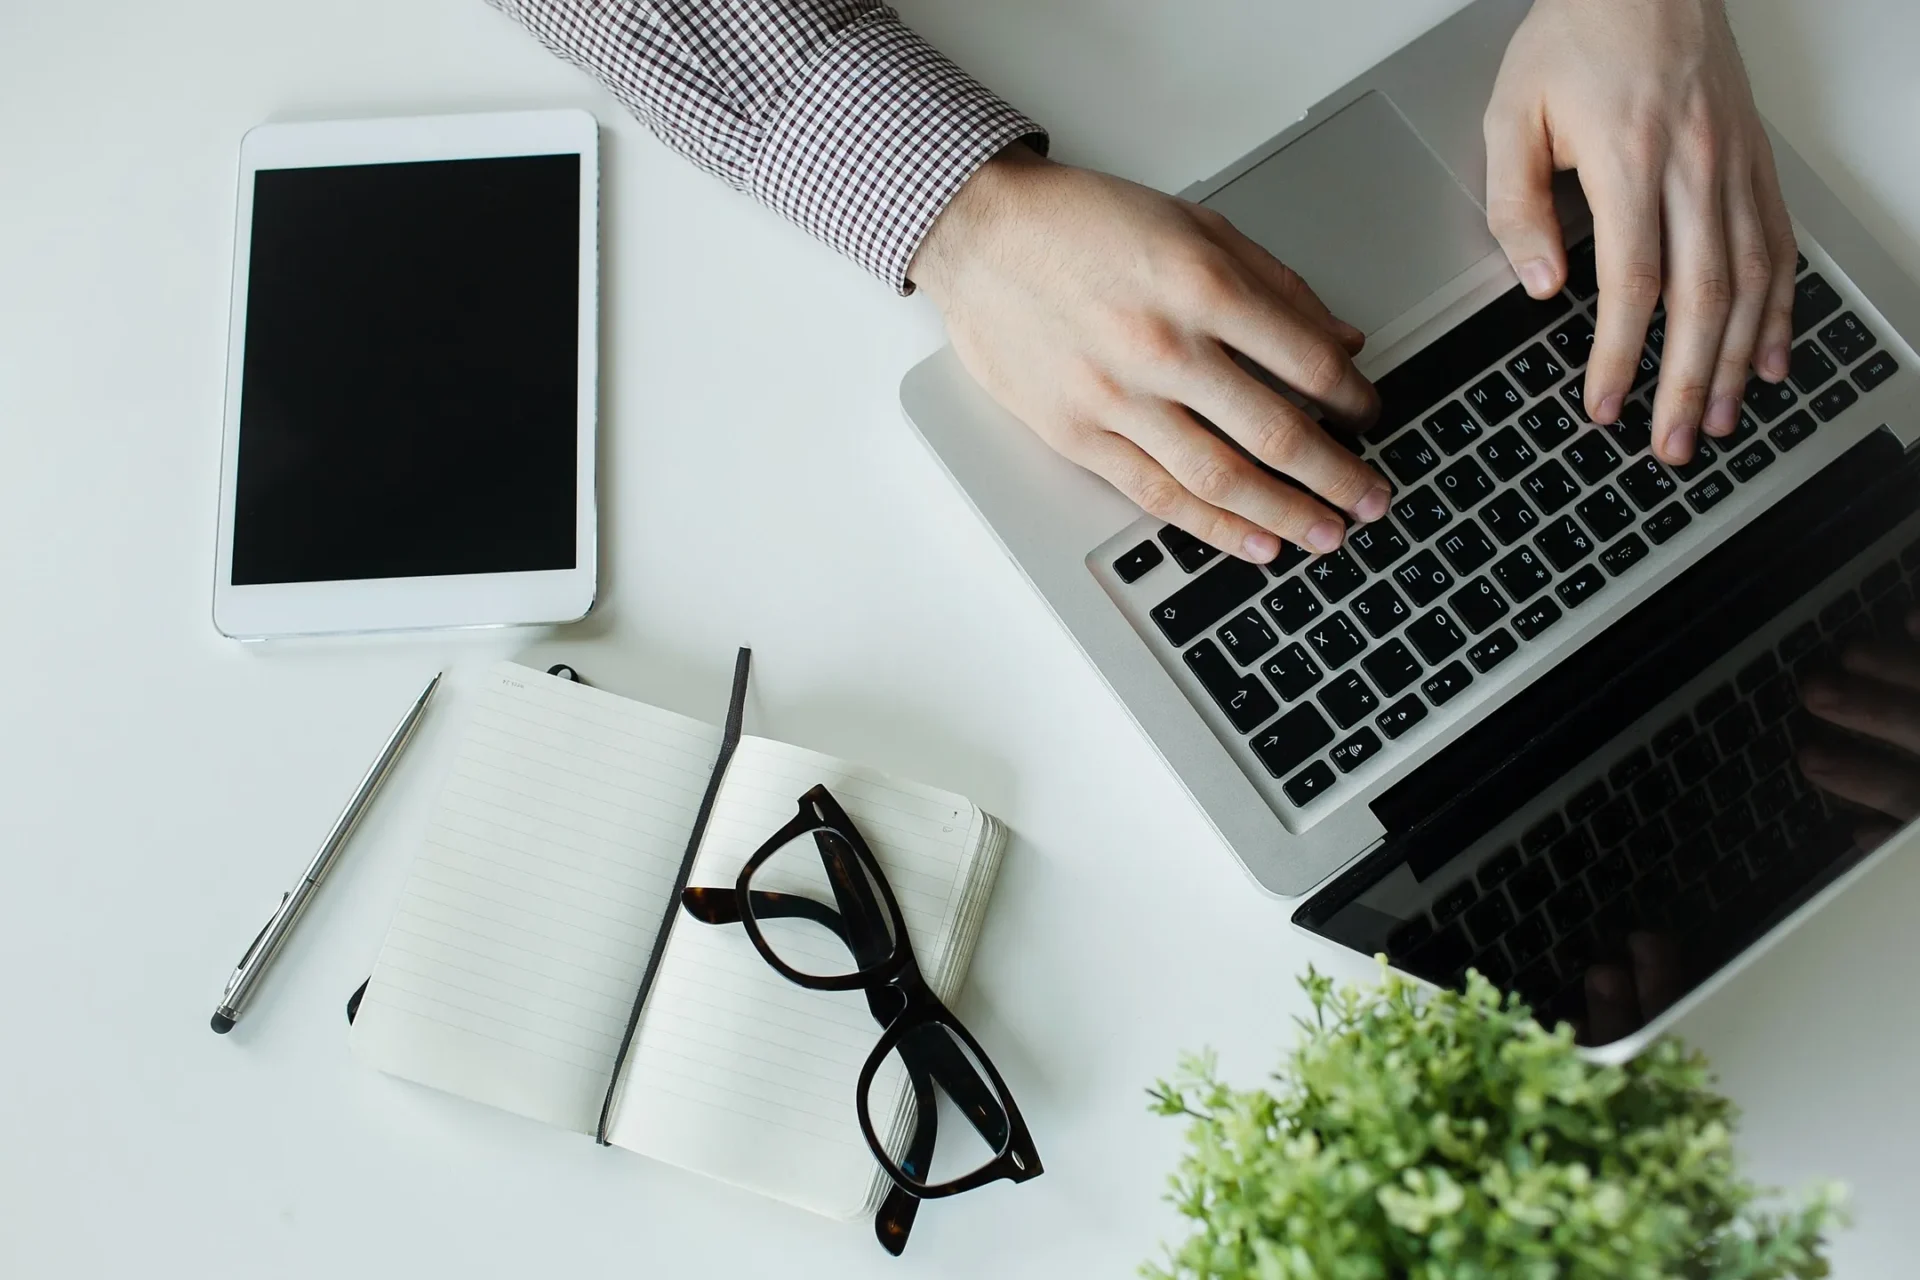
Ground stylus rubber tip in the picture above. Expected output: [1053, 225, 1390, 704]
[210, 1011, 236, 1035]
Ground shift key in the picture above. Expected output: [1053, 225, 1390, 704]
[1150, 557, 1266, 646]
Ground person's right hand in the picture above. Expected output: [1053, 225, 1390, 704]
[1799, 609, 1920, 848]
[908, 144, 1389, 565]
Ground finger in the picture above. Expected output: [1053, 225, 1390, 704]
[1628, 932, 1682, 1020]
[1649, 159, 1730, 464]
[1800, 671, 1920, 755]
[1840, 638, 1920, 692]
[1123, 399, 1358, 554]
[1855, 820, 1899, 852]
[1583, 158, 1666, 425]
[1197, 274, 1380, 429]
[1175, 351, 1392, 524]
[1749, 138, 1797, 383]
[1069, 428, 1286, 563]
[1484, 95, 1567, 298]
[1584, 965, 1640, 1045]
[1200, 211, 1367, 354]
[1702, 164, 1774, 439]
[1797, 739, 1920, 823]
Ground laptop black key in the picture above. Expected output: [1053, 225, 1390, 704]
[1810, 381, 1859, 422]
[1348, 519, 1411, 572]
[1436, 456, 1497, 510]
[1512, 597, 1562, 640]
[1632, 349, 1660, 393]
[1375, 694, 1427, 740]
[1736, 651, 1779, 694]
[1261, 643, 1323, 701]
[1633, 765, 1680, 817]
[1505, 907, 1553, 959]
[1391, 485, 1453, 541]
[1351, 581, 1412, 638]
[1744, 375, 1798, 422]
[1560, 376, 1593, 423]
[1551, 828, 1598, 877]
[1481, 490, 1540, 544]
[1379, 427, 1443, 484]
[1548, 313, 1595, 369]
[1405, 607, 1467, 663]
[1545, 881, 1595, 934]
[1598, 532, 1650, 576]
[1563, 431, 1621, 484]
[1726, 441, 1776, 482]
[1818, 312, 1875, 364]
[1283, 760, 1338, 806]
[1425, 401, 1484, 453]
[1251, 703, 1335, 778]
[1392, 549, 1455, 607]
[1535, 516, 1597, 578]
[1507, 343, 1566, 397]
[1306, 549, 1368, 602]
[1644, 314, 1667, 356]
[1158, 524, 1218, 572]
[1521, 459, 1582, 515]
[1151, 557, 1265, 645]
[1492, 547, 1554, 602]
[1791, 272, 1843, 336]
[1361, 639, 1424, 697]
[1372, 283, 1570, 434]
[1684, 472, 1734, 514]
[1605, 401, 1654, 455]
[1643, 501, 1692, 544]
[1217, 608, 1277, 665]
[1767, 409, 1818, 452]
[1451, 576, 1510, 632]
[1667, 441, 1717, 486]
[1421, 660, 1473, 706]
[1854, 350, 1898, 393]
[1437, 520, 1498, 574]
[1555, 562, 1607, 609]
[1265, 540, 1312, 577]
[1480, 848, 1523, 892]
[1574, 485, 1635, 542]
[1318, 671, 1379, 729]
[1464, 893, 1515, 948]
[1652, 715, 1694, 756]
[1185, 640, 1280, 731]
[1262, 577, 1324, 633]
[1519, 398, 1581, 449]
[1523, 813, 1567, 854]
[1467, 371, 1525, 426]
[1564, 238, 1599, 300]
[1306, 611, 1368, 669]
[1789, 339, 1838, 395]
[1696, 682, 1738, 724]
[1467, 627, 1518, 672]
[1476, 425, 1539, 481]
[1113, 539, 1164, 583]
[1330, 728, 1384, 773]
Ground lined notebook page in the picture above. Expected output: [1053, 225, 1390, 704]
[349, 665, 720, 1133]
[606, 736, 983, 1220]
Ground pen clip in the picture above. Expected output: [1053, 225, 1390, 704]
[237, 893, 289, 970]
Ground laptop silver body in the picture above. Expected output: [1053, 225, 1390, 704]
[900, 0, 1920, 1054]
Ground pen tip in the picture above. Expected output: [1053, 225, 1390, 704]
[210, 1012, 235, 1035]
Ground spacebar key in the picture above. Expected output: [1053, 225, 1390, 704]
[1149, 557, 1267, 646]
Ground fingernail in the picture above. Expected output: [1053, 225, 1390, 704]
[1664, 426, 1697, 463]
[1353, 487, 1390, 522]
[1595, 393, 1623, 423]
[1243, 531, 1280, 562]
[1307, 520, 1345, 553]
[1517, 259, 1556, 297]
[1763, 345, 1790, 380]
[1706, 396, 1741, 436]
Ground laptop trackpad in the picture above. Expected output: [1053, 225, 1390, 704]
[1201, 91, 1499, 336]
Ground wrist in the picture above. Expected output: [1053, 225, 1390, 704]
[908, 141, 1050, 303]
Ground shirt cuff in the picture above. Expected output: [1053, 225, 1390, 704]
[752, 12, 1048, 294]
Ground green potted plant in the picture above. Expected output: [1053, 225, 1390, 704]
[1148, 967, 1843, 1279]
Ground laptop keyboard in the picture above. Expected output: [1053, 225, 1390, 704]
[1383, 533, 1920, 1028]
[1104, 240, 1902, 815]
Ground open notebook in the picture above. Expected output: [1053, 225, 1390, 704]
[349, 661, 1008, 1220]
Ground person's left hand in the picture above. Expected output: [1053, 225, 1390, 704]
[1483, 0, 1797, 467]
[1799, 609, 1920, 849]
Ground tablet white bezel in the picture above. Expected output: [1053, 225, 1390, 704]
[211, 110, 599, 640]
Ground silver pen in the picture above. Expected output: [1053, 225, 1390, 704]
[211, 672, 442, 1034]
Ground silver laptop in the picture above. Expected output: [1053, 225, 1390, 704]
[899, 0, 1920, 1057]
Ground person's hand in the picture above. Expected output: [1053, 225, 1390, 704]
[1582, 932, 1683, 1046]
[1484, 0, 1797, 467]
[1799, 609, 1920, 848]
[908, 144, 1389, 564]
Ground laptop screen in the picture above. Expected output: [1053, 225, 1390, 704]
[1295, 423, 1920, 1048]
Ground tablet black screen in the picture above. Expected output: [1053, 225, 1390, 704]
[230, 153, 580, 585]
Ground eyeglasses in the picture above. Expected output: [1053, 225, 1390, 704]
[681, 784, 1042, 1255]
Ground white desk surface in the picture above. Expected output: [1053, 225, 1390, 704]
[4, 2, 1918, 1276]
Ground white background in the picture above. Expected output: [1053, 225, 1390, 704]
[3, 2, 1917, 1276]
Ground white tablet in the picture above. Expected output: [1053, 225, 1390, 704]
[212, 111, 599, 639]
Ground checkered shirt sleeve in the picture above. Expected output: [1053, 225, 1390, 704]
[488, 1, 1048, 292]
